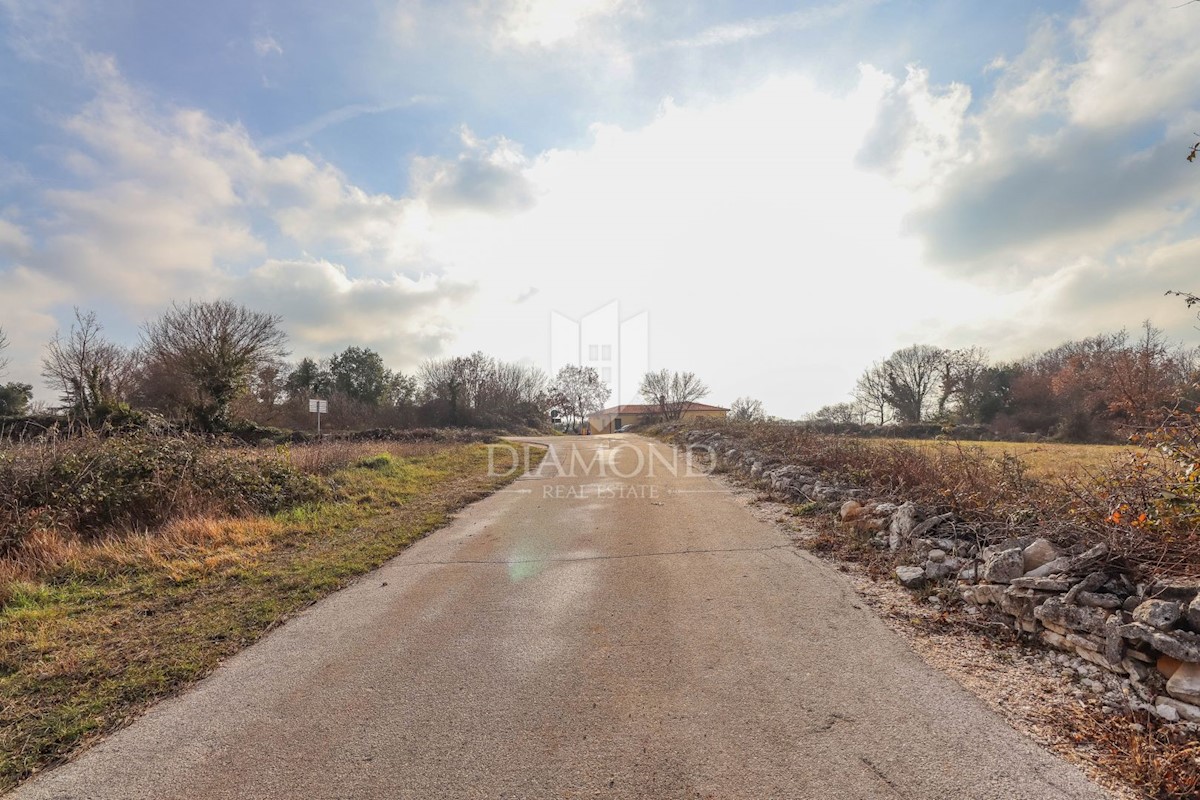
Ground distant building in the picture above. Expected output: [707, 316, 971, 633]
[587, 403, 728, 434]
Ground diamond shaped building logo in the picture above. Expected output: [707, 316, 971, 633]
[550, 301, 648, 407]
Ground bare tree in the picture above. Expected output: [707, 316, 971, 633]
[853, 361, 892, 425]
[141, 300, 288, 431]
[729, 396, 766, 422]
[809, 402, 859, 424]
[0, 326, 8, 376]
[639, 369, 710, 420]
[41, 308, 136, 417]
[881, 344, 948, 423]
[550, 364, 609, 432]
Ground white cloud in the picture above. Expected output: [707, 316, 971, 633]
[1067, 0, 1200, 129]
[411, 127, 536, 215]
[398, 72, 1011, 414]
[235, 258, 474, 365]
[492, 0, 630, 48]
[663, 0, 877, 50]
[253, 34, 283, 57]
[0, 266, 73, 385]
[0, 219, 30, 256]
[2, 55, 473, 385]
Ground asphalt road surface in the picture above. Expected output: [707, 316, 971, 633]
[10, 435, 1110, 799]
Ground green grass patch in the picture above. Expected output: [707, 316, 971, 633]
[0, 440, 542, 792]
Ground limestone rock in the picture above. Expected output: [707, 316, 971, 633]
[839, 500, 863, 521]
[1000, 586, 1053, 621]
[1119, 623, 1200, 663]
[1023, 557, 1072, 579]
[1147, 580, 1200, 605]
[1155, 702, 1180, 722]
[1035, 597, 1110, 636]
[1009, 576, 1071, 592]
[1156, 696, 1200, 723]
[924, 561, 955, 582]
[928, 549, 946, 563]
[1062, 542, 1110, 575]
[1076, 592, 1122, 610]
[962, 584, 1005, 605]
[1132, 599, 1183, 631]
[888, 502, 920, 551]
[1022, 538, 1060, 573]
[1166, 661, 1200, 705]
[1188, 596, 1200, 632]
[1104, 619, 1125, 666]
[910, 512, 954, 539]
[1123, 658, 1152, 681]
[1158, 655, 1183, 679]
[980, 548, 1024, 584]
[895, 565, 926, 589]
[1064, 571, 1108, 605]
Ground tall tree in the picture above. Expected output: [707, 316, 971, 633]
[286, 357, 332, 397]
[729, 396, 766, 422]
[41, 308, 135, 417]
[639, 369, 710, 420]
[881, 345, 948, 423]
[551, 364, 609, 432]
[854, 361, 892, 425]
[0, 326, 9, 376]
[328, 346, 392, 405]
[0, 382, 31, 416]
[141, 300, 288, 431]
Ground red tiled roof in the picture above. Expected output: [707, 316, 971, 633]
[593, 402, 727, 415]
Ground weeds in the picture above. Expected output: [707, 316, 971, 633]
[0, 440, 537, 791]
[660, 418, 1200, 578]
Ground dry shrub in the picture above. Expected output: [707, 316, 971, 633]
[0, 431, 325, 552]
[1075, 711, 1200, 800]
[661, 418, 1200, 578]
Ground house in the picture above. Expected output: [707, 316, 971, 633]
[587, 402, 728, 434]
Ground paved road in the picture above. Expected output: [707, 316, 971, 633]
[11, 435, 1109, 799]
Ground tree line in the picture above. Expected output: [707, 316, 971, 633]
[0, 300, 731, 435]
[810, 323, 1198, 441]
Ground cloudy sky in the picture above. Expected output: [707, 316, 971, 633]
[2, 0, 1200, 418]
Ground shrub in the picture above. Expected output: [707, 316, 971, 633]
[0, 432, 325, 554]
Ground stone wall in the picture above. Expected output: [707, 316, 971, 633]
[674, 427, 1200, 729]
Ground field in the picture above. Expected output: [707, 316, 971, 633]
[0, 435, 537, 792]
[882, 438, 1140, 481]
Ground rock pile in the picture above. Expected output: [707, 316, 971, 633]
[676, 427, 1200, 728]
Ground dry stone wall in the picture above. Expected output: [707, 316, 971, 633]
[674, 427, 1200, 729]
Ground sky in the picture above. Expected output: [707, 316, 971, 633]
[3, 0, 1200, 419]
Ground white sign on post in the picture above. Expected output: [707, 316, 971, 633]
[308, 398, 328, 436]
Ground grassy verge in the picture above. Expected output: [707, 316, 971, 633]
[0, 439, 540, 792]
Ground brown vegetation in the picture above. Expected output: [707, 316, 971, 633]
[657, 418, 1200, 578]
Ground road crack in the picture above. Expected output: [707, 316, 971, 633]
[397, 544, 793, 567]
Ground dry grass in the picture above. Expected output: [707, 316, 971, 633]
[883, 438, 1139, 481]
[0, 440, 540, 791]
[281, 439, 449, 474]
[657, 419, 1200, 578]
